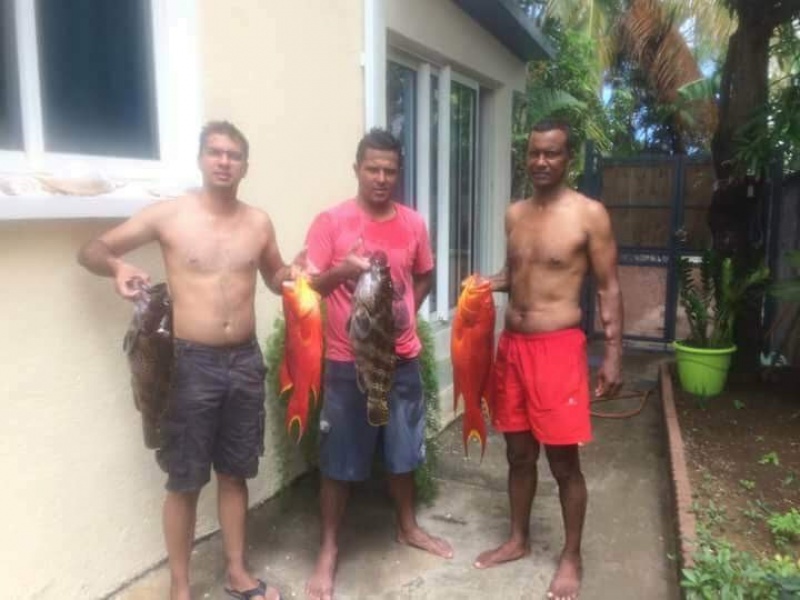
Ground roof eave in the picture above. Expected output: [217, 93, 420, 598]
[452, 0, 554, 62]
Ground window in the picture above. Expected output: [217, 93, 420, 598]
[387, 62, 416, 207]
[0, 2, 23, 151]
[36, 0, 158, 159]
[449, 80, 478, 308]
[386, 56, 481, 318]
[1, 0, 199, 181]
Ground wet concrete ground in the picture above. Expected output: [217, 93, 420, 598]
[114, 350, 679, 599]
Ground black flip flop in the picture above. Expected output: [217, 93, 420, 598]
[224, 578, 281, 600]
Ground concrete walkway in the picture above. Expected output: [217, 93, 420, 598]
[114, 351, 679, 599]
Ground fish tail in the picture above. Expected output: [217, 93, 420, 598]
[462, 397, 487, 460]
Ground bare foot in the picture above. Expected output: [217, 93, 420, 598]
[396, 526, 454, 559]
[546, 551, 582, 600]
[226, 570, 281, 600]
[473, 538, 531, 569]
[169, 581, 191, 600]
[306, 544, 338, 600]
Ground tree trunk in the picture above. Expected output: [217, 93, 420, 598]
[708, 16, 773, 373]
[711, 17, 772, 180]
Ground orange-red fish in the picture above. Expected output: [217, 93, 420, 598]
[279, 274, 323, 442]
[451, 275, 495, 458]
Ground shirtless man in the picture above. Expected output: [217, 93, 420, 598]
[473, 118, 623, 600]
[78, 121, 289, 600]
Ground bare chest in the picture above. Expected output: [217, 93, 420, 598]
[508, 213, 587, 270]
[163, 217, 263, 274]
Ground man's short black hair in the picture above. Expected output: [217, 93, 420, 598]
[198, 120, 249, 161]
[355, 128, 403, 168]
[531, 118, 576, 155]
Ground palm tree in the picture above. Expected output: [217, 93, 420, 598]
[538, 0, 733, 152]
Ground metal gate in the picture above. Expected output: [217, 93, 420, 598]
[580, 147, 715, 346]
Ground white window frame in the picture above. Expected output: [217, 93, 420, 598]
[0, 0, 201, 218]
[386, 51, 481, 322]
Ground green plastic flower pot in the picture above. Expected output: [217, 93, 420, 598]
[672, 341, 737, 396]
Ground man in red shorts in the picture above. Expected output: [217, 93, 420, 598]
[473, 118, 623, 600]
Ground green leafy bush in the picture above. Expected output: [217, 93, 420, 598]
[682, 529, 800, 599]
[677, 251, 770, 348]
[767, 509, 800, 549]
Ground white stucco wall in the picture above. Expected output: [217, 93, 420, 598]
[198, 0, 365, 500]
[0, 2, 363, 598]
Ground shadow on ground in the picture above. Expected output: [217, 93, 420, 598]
[114, 350, 679, 600]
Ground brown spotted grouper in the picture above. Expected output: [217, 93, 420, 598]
[123, 282, 173, 449]
[349, 251, 396, 426]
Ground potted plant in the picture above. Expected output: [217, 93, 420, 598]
[674, 251, 770, 396]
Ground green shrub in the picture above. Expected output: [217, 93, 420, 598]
[682, 521, 800, 598]
[767, 509, 800, 549]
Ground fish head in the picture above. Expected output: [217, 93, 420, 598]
[353, 251, 392, 307]
[457, 275, 493, 321]
[283, 274, 321, 318]
[138, 283, 172, 334]
[369, 250, 390, 275]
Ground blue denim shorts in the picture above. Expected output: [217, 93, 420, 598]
[156, 338, 266, 492]
[319, 358, 425, 482]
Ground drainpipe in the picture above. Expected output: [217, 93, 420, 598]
[363, 0, 387, 129]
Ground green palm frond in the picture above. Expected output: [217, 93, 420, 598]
[525, 88, 589, 126]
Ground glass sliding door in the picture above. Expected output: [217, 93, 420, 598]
[448, 80, 478, 308]
[387, 61, 416, 207]
[384, 57, 482, 319]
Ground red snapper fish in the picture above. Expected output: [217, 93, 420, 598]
[280, 274, 323, 442]
[451, 275, 495, 458]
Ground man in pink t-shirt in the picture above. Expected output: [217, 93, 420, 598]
[304, 129, 453, 600]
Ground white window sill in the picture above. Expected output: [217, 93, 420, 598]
[0, 178, 196, 221]
[0, 193, 164, 220]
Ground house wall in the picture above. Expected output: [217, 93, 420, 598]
[0, 1, 364, 598]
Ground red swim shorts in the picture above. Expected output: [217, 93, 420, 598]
[491, 328, 592, 446]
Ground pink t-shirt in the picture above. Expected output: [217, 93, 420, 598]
[305, 199, 434, 361]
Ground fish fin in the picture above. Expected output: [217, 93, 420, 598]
[285, 384, 309, 444]
[278, 357, 293, 396]
[481, 367, 495, 421]
[354, 368, 366, 394]
[286, 414, 304, 444]
[480, 396, 492, 423]
[123, 329, 139, 354]
[309, 386, 319, 412]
